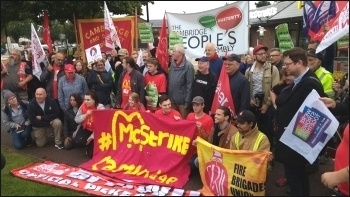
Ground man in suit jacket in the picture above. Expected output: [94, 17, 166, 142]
[274, 47, 327, 196]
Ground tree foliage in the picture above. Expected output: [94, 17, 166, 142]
[1, 1, 153, 30]
[255, 1, 271, 8]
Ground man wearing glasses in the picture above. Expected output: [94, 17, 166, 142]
[269, 48, 283, 76]
[245, 45, 280, 153]
[274, 47, 327, 196]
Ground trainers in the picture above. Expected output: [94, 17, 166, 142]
[55, 144, 64, 150]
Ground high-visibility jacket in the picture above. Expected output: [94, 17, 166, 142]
[315, 66, 334, 98]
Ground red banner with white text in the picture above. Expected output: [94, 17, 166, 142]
[11, 161, 200, 196]
[78, 17, 134, 56]
[79, 110, 197, 188]
[210, 60, 236, 117]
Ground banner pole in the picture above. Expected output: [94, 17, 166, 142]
[135, 7, 138, 50]
[73, 12, 79, 45]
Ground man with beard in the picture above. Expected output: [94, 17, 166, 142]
[245, 45, 280, 151]
[1, 49, 33, 101]
[231, 110, 271, 152]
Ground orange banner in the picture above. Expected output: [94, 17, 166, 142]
[77, 17, 134, 56]
[79, 110, 197, 188]
[11, 161, 200, 196]
[197, 137, 269, 196]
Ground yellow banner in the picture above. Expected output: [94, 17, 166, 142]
[197, 137, 269, 196]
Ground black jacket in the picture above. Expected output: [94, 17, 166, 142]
[27, 97, 60, 127]
[275, 69, 327, 167]
[63, 109, 79, 138]
[86, 70, 114, 105]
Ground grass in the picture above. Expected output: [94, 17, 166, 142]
[1, 145, 87, 196]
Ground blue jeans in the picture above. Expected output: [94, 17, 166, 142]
[10, 126, 32, 149]
[284, 164, 310, 196]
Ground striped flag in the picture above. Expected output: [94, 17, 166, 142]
[302, 1, 317, 37]
[310, 1, 337, 33]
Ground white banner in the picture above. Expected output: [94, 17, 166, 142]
[280, 89, 339, 164]
[166, 2, 249, 59]
[104, 1, 121, 50]
[31, 23, 45, 79]
[316, 2, 349, 53]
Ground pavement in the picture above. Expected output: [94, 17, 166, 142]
[0, 99, 336, 196]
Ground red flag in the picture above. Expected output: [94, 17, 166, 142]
[42, 10, 53, 53]
[210, 52, 236, 117]
[156, 13, 169, 73]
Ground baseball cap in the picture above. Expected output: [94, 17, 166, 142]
[195, 56, 210, 62]
[118, 49, 128, 56]
[65, 64, 75, 73]
[222, 54, 241, 63]
[307, 50, 324, 62]
[236, 110, 256, 124]
[253, 45, 268, 55]
[192, 96, 205, 104]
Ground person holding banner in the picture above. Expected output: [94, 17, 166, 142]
[73, 91, 105, 157]
[274, 47, 327, 196]
[231, 110, 271, 153]
[221, 54, 251, 114]
[207, 106, 238, 149]
[155, 95, 182, 120]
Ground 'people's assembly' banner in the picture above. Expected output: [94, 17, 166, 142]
[11, 161, 200, 196]
[79, 110, 197, 188]
[77, 17, 134, 55]
[166, 1, 249, 59]
[197, 137, 269, 196]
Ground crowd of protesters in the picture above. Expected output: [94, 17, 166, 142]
[1, 39, 348, 196]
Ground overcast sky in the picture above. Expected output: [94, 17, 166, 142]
[140, 1, 259, 20]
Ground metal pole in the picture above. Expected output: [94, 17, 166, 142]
[146, 3, 149, 22]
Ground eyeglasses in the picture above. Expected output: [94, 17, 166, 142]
[8, 96, 16, 101]
[270, 54, 280, 57]
[256, 52, 267, 56]
[284, 62, 295, 67]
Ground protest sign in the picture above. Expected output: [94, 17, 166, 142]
[275, 23, 294, 53]
[85, 44, 102, 64]
[280, 89, 339, 164]
[138, 23, 154, 43]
